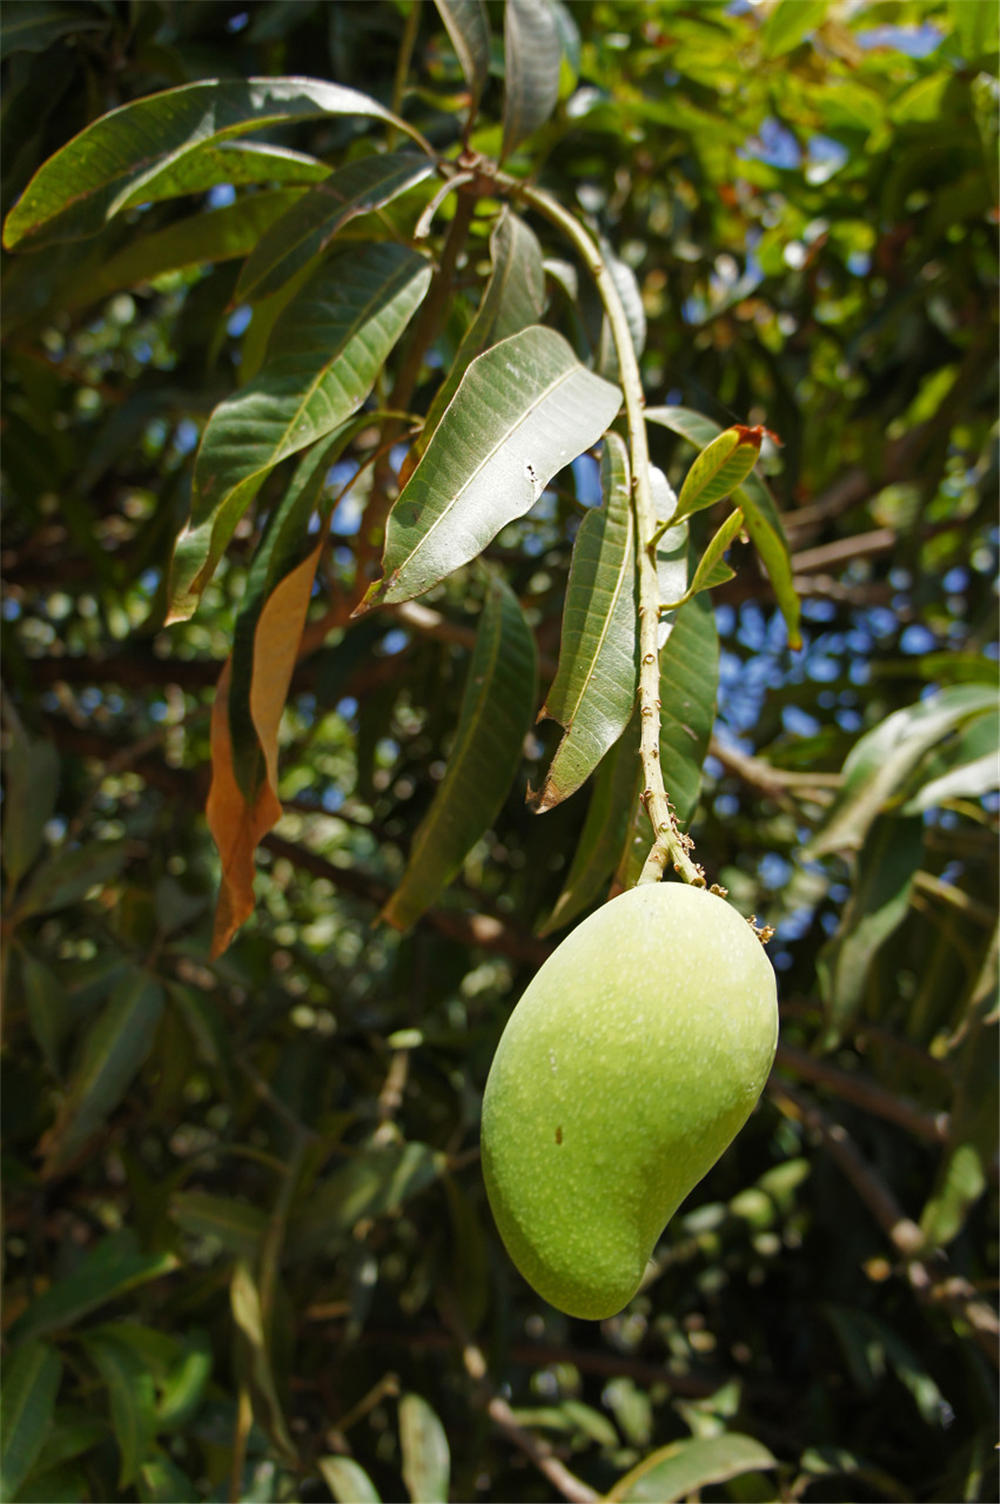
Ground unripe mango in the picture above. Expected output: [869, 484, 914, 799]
[481, 883, 778, 1319]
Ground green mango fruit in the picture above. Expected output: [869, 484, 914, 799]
[481, 882, 778, 1319]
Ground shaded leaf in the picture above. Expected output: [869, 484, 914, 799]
[381, 574, 537, 930]
[359, 326, 620, 612]
[0, 3, 107, 59]
[319, 1456, 383, 1504]
[1, 712, 58, 888]
[138, 1456, 199, 1503]
[4, 77, 424, 250]
[807, 685, 996, 859]
[9, 1232, 177, 1345]
[0, 1341, 62, 1501]
[433, 0, 491, 104]
[608, 1432, 776, 1502]
[532, 431, 638, 810]
[903, 708, 1000, 813]
[237, 151, 435, 302]
[414, 208, 547, 466]
[38, 970, 166, 1178]
[399, 1393, 450, 1504]
[81, 1333, 158, 1490]
[288, 1142, 445, 1261]
[502, 0, 562, 160]
[13, 841, 128, 921]
[817, 815, 924, 1041]
[539, 708, 641, 935]
[230, 1263, 297, 1461]
[168, 243, 431, 620]
[17, 948, 72, 1079]
[169, 1191, 268, 1262]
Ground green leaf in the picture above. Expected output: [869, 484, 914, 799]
[0, 1341, 62, 1500]
[0, 3, 107, 58]
[167, 243, 431, 621]
[502, 0, 562, 160]
[169, 1191, 268, 1262]
[137, 1456, 199, 1503]
[288, 1142, 445, 1261]
[658, 591, 719, 829]
[532, 431, 638, 811]
[237, 151, 435, 302]
[539, 709, 641, 935]
[230, 1263, 297, 1462]
[1, 713, 58, 888]
[807, 685, 997, 858]
[903, 709, 1000, 813]
[319, 1456, 383, 1504]
[399, 1393, 450, 1504]
[433, 0, 491, 104]
[38, 970, 166, 1179]
[674, 425, 762, 523]
[4, 77, 426, 250]
[664, 508, 743, 609]
[70, 189, 310, 307]
[921, 980, 997, 1246]
[416, 208, 547, 456]
[817, 815, 924, 1041]
[10, 1232, 177, 1345]
[598, 237, 646, 376]
[360, 326, 621, 611]
[81, 1333, 158, 1490]
[381, 573, 537, 930]
[608, 1433, 776, 1501]
[13, 841, 128, 921]
[16, 948, 72, 1079]
[761, 0, 827, 57]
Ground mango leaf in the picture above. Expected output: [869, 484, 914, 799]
[81, 1333, 158, 1490]
[230, 1263, 297, 1461]
[168, 243, 431, 621]
[532, 431, 638, 811]
[1, 3, 107, 58]
[607, 1433, 776, 1502]
[0, 1341, 62, 1501]
[1, 711, 58, 888]
[169, 1191, 268, 1262]
[663, 507, 743, 609]
[138, 1456, 199, 1503]
[289, 1142, 445, 1261]
[674, 425, 762, 522]
[761, 0, 827, 56]
[381, 574, 537, 930]
[502, 0, 562, 160]
[412, 208, 547, 467]
[12, 840, 128, 922]
[237, 151, 435, 302]
[3, 77, 426, 251]
[319, 1456, 383, 1504]
[70, 189, 310, 307]
[807, 684, 996, 859]
[903, 708, 1000, 813]
[399, 1393, 450, 1504]
[434, 0, 491, 104]
[358, 326, 620, 612]
[645, 406, 801, 647]
[817, 814, 924, 1041]
[9, 1232, 177, 1344]
[38, 970, 166, 1179]
[539, 709, 641, 935]
[17, 948, 72, 1079]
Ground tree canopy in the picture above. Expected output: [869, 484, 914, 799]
[1, 3, 997, 1502]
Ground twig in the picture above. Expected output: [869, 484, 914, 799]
[774, 1042, 949, 1145]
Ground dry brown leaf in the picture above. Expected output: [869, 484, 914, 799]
[207, 543, 321, 956]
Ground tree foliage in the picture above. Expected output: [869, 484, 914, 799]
[2, 2, 997, 1501]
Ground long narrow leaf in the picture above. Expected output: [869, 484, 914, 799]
[674, 425, 762, 521]
[0, 1342, 63, 1501]
[382, 574, 537, 930]
[230, 1264, 297, 1461]
[399, 1393, 450, 1504]
[608, 1433, 776, 1502]
[502, 0, 562, 160]
[167, 243, 431, 621]
[664, 507, 744, 609]
[9, 1233, 177, 1345]
[320, 1456, 383, 1504]
[434, 0, 491, 104]
[237, 152, 435, 301]
[532, 431, 638, 810]
[4, 77, 426, 250]
[358, 325, 621, 612]
[82, 1333, 158, 1490]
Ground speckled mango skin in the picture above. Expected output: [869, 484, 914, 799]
[481, 883, 778, 1320]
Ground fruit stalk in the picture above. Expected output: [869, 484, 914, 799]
[510, 181, 703, 885]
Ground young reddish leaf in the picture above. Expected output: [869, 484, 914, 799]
[207, 542, 322, 957]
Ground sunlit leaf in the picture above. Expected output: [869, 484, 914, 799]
[608, 1432, 776, 1502]
[0, 1341, 62, 1501]
[761, 0, 827, 57]
[903, 708, 1000, 813]
[501, 0, 562, 160]
[434, 0, 491, 104]
[674, 425, 762, 523]
[38, 970, 166, 1178]
[532, 431, 638, 811]
[381, 574, 537, 929]
[359, 326, 620, 612]
[319, 1456, 383, 1504]
[237, 151, 435, 301]
[399, 1393, 450, 1504]
[230, 1263, 297, 1461]
[663, 507, 743, 609]
[4, 77, 426, 250]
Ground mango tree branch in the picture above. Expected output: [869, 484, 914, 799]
[504, 179, 703, 887]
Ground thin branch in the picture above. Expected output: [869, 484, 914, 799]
[774, 1042, 949, 1145]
